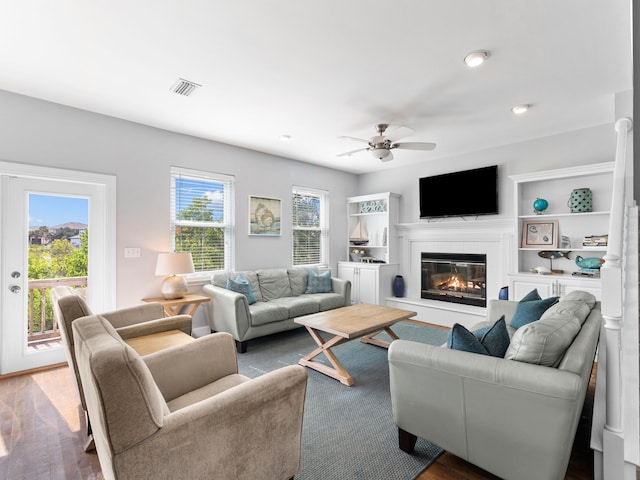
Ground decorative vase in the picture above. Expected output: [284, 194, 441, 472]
[392, 275, 405, 297]
[533, 197, 549, 214]
[568, 188, 592, 213]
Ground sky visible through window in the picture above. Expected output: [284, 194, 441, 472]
[175, 178, 225, 221]
[29, 194, 88, 227]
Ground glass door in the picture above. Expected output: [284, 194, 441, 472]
[1, 173, 111, 374]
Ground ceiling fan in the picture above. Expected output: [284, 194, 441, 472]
[337, 123, 436, 162]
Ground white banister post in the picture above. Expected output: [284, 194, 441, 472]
[599, 117, 632, 478]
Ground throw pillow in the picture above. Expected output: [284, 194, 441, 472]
[447, 316, 510, 357]
[305, 269, 332, 294]
[510, 293, 559, 329]
[521, 288, 542, 302]
[226, 274, 257, 304]
[448, 323, 489, 355]
[479, 316, 510, 357]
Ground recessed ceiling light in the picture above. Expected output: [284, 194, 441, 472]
[464, 50, 489, 67]
[511, 104, 530, 115]
[280, 134, 291, 142]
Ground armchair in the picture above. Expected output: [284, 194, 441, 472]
[72, 314, 308, 480]
[50, 285, 192, 451]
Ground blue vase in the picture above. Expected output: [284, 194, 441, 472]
[392, 275, 405, 297]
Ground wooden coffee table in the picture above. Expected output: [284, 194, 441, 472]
[294, 304, 417, 386]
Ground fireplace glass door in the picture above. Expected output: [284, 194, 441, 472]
[421, 252, 487, 307]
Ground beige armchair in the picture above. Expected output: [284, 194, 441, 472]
[73, 314, 308, 480]
[50, 285, 192, 450]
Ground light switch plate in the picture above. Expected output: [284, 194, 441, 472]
[124, 247, 141, 258]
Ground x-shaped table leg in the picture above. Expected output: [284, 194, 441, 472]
[298, 327, 354, 386]
[360, 326, 399, 348]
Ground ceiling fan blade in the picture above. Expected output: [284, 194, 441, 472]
[336, 147, 368, 157]
[393, 141, 437, 151]
[380, 151, 394, 162]
[337, 135, 369, 144]
[384, 125, 414, 142]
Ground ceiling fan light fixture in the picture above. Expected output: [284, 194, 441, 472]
[511, 104, 530, 115]
[371, 148, 390, 160]
[464, 50, 489, 67]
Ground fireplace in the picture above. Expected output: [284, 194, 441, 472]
[421, 252, 487, 307]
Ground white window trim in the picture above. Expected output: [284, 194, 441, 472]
[170, 166, 235, 281]
[292, 185, 329, 267]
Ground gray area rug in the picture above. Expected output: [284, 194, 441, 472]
[236, 321, 448, 480]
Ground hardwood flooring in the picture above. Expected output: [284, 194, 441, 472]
[0, 364, 102, 480]
[0, 350, 626, 480]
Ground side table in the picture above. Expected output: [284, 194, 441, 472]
[142, 293, 211, 317]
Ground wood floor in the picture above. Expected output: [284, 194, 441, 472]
[0, 356, 618, 480]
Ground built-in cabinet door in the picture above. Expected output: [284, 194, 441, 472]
[357, 266, 379, 305]
[337, 264, 357, 303]
[509, 273, 601, 301]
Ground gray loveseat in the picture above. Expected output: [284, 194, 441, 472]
[202, 268, 351, 352]
[389, 290, 602, 480]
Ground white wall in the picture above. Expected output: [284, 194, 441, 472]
[0, 90, 357, 311]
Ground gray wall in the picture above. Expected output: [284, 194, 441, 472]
[0, 88, 628, 311]
[356, 123, 618, 226]
[0, 90, 357, 308]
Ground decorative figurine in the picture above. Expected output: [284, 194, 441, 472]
[533, 197, 549, 214]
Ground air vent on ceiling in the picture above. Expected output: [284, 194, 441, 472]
[170, 78, 201, 96]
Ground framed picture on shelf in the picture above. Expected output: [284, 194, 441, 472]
[521, 219, 559, 248]
[249, 196, 281, 236]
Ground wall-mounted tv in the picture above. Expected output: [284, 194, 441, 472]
[419, 165, 498, 219]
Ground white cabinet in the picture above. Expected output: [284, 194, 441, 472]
[508, 273, 602, 301]
[338, 262, 398, 305]
[346, 192, 400, 263]
[509, 162, 613, 300]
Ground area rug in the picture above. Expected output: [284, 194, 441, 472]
[236, 321, 448, 480]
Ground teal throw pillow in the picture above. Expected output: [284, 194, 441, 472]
[510, 295, 559, 329]
[521, 288, 542, 302]
[448, 323, 489, 355]
[447, 316, 510, 357]
[479, 316, 510, 357]
[226, 274, 257, 304]
[305, 269, 332, 294]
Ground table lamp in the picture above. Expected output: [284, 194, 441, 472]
[155, 252, 195, 299]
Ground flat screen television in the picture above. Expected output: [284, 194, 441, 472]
[419, 165, 498, 218]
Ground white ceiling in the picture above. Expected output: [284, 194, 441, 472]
[0, 1, 632, 175]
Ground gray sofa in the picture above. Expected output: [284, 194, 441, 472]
[388, 290, 602, 480]
[202, 268, 351, 352]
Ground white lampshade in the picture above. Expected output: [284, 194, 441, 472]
[155, 252, 195, 299]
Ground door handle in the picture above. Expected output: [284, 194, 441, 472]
[10, 285, 21, 294]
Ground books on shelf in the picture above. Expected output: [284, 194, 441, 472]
[571, 268, 601, 278]
[582, 234, 608, 247]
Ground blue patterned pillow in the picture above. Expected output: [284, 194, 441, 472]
[448, 316, 510, 357]
[305, 269, 332, 294]
[226, 274, 257, 304]
[511, 295, 559, 329]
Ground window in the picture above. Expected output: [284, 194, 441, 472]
[292, 186, 328, 266]
[170, 167, 234, 273]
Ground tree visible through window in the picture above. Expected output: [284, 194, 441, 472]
[292, 186, 328, 266]
[171, 167, 234, 273]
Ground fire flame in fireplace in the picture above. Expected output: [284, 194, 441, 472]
[436, 275, 467, 292]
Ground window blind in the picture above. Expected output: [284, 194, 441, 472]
[292, 186, 328, 266]
[170, 167, 234, 273]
